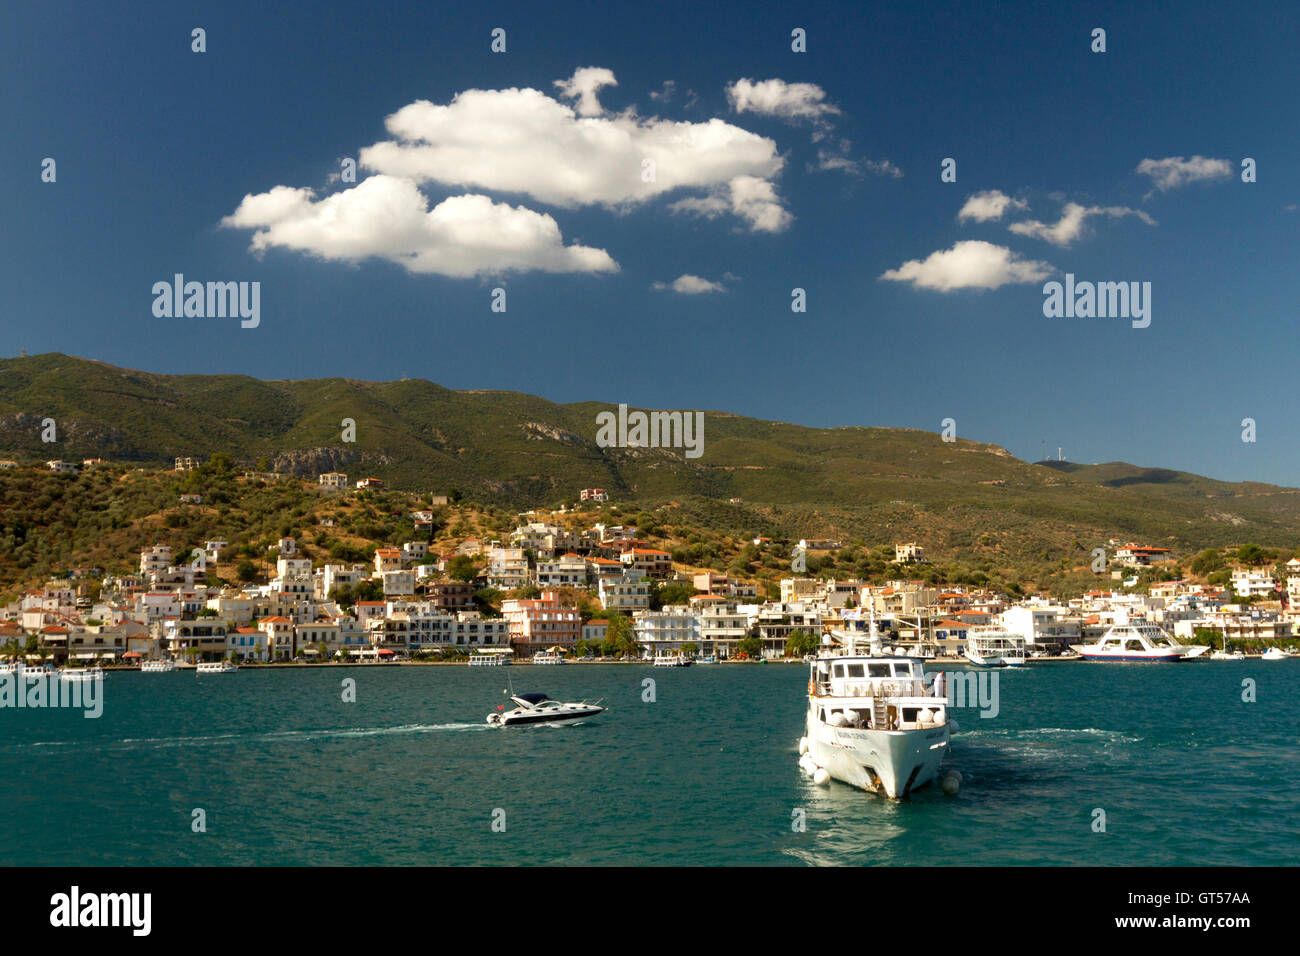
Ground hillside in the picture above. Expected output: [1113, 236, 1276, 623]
[3, 354, 1300, 578]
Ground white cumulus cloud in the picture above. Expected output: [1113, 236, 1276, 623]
[725, 78, 840, 122]
[957, 190, 1029, 223]
[553, 66, 618, 117]
[1008, 202, 1155, 247]
[652, 274, 727, 294]
[880, 240, 1054, 292]
[1136, 155, 1233, 192]
[358, 69, 788, 231]
[668, 175, 792, 233]
[220, 175, 618, 278]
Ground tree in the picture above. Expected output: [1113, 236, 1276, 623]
[737, 636, 762, 659]
[1190, 548, 1224, 577]
[651, 579, 695, 610]
[447, 555, 479, 583]
[681, 642, 699, 658]
[236, 560, 259, 583]
[785, 629, 818, 658]
[1237, 544, 1267, 567]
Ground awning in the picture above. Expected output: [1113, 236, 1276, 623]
[376, 648, 395, 656]
[122, 652, 142, 658]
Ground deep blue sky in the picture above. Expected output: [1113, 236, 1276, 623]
[3, 0, 1297, 483]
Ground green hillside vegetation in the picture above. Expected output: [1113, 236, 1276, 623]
[4, 354, 1300, 597]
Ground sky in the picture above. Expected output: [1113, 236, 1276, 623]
[2, 0, 1298, 484]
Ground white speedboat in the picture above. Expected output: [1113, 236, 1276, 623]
[140, 660, 176, 672]
[801, 631, 951, 799]
[1071, 623, 1208, 661]
[468, 653, 511, 666]
[195, 661, 237, 674]
[1262, 647, 1290, 660]
[486, 692, 605, 726]
[964, 628, 1026, 667]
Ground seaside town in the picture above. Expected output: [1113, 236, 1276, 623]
[2, 459, 1298, 668]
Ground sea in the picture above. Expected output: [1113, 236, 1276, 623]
[2, 661, 1297, 866]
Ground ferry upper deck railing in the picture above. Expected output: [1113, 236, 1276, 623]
[813, 677, 940, 699]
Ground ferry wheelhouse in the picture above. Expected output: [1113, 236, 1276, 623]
[801, 631, 951, 798]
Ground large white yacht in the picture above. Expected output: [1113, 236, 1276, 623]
[1071, 622, 1208, 662]
[800, 627, 951, 798]
[964, 628, 1026, 667]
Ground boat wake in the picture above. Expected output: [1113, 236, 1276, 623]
[8, 722, 488, 753]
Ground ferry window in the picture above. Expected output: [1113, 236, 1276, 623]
[868, 663, 891, 677]
[891, 665, 911, 677]
[833, 665, 845, 678]
[846, 664, 865, 678]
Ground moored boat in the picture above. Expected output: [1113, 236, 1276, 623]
[651, 653, 693, 667]
[468, 653, 511, 666]
[195, 661, 237, 674]
[140, 660, 176, 672]
[964, 628, 1026, 667]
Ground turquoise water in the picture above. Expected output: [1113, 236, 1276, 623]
[2, 662, 1297, 865]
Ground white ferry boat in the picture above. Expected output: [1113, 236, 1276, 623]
[486, 692, 605, 726]
[1071, 622, 1208, 662]
[963, 628, 1026, 667]
[801, 629, 951, 798]
[12, 662, 56, 680]
[531, 649, 565, 665]
[195, 661, 238, 674]
[59, 666, 105, 682]
[468, 653, 511, 667]
[140, 660, 177, 672]
[651, 653, 693, 667]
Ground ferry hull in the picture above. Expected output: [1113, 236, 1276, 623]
[805, 715, 949, 798]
